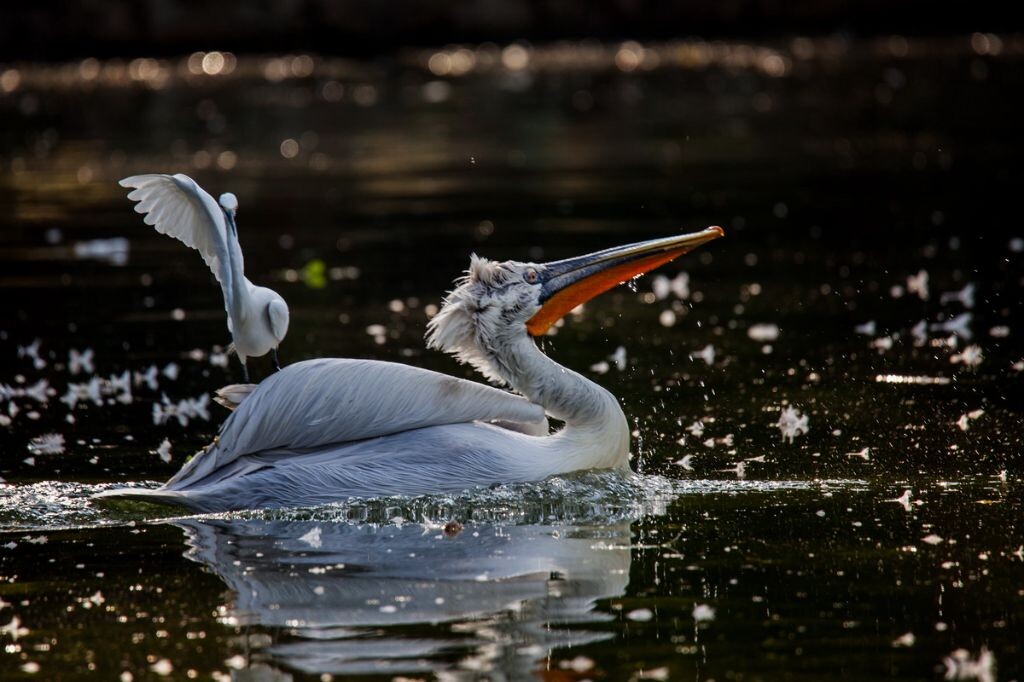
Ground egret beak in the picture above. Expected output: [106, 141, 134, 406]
[526, 226, 724, 336]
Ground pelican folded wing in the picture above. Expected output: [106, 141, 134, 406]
[163, 358, 546, 489]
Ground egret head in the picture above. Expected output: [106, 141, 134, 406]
[427, 226, 724, 383]
[218, 192, 238, 214]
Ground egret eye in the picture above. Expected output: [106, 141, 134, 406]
[524, 268, 539, 284]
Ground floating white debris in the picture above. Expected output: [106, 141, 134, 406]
[209, 351, 229, 368]
[651, 272, 689, 300]
[942, 647, 994, 682]
[133, 365, 159, 391]
[854, 320, 877, 336]
[748, 323, 780, 342]
[911, 320, 928, 345]
[775, 406, 809, 444]
[73, 237, 130, 266]
[906, 270, 929, 300]
[589, 360, 610, 374]
[932, 312, 972, 340]
[299, 526, 323, 549]
[162, 362, 179, 381]
[155, 438, 172, 463]
[658, 309, 676, 327]
[68, 348, 94, 375]
[693, 603, 716, 622]
[890, 489, 912, 512]
[988, 325, 1009, 338]
[956, 409, 984, 431]
[610, 346, 627, 371]
[1011, 237, 1024, 252]
[626, 608, 654, 622]
[223, 655, 246, 670]
[875, 374, 951, 385]
[690, 344, 715, 365]
[17, 339, 46, 369]
[846, 447, 871, 460]
[1, 615, 29, 641]
[721, 461, 746, 479]
[152, 393, 211, 426]
[27, 433, 65, 455]
[560, 656, 595, 673]
[1, 378, 51, 404]
[892, 632, 915, 647]
[870, 335, 895, 351]
[921, 534, 943, 545]
[674, 454, 695, 470]
[687, 421, 705, 437]
[940, 283, 976, 309]
[950, 344, 983, 368]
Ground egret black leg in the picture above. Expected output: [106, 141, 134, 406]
[272, 348, 282, 371]
[240, 361, 250, 384]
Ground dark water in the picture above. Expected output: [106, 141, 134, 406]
[1, 37, 1022, 679]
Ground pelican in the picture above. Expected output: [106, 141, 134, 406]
[119, 174, 289, 382]
[95, 226, 723, 511]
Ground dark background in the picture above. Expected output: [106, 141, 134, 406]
[2, 0, 1021, 61]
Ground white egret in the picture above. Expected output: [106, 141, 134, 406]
[96, 227, 723, 511]
[119, 174, 289, 382]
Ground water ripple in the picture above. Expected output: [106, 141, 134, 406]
[0, 472, 862, 532]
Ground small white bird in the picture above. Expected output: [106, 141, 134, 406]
[119, 174, 289, 382]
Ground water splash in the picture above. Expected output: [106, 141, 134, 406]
[0, 471, 849, 532]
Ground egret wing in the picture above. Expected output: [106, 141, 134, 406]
[119, 173, 236, 324]
[164, 358, 546, 489]
[267, 298, 289, 341]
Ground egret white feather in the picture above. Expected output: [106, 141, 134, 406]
[119, 173, 289, 380]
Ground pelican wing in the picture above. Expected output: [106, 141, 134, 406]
[164, 358, 546, 489]
[119, 173, 236, 324]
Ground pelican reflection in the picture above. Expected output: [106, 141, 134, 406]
[173, 518, 632, 677]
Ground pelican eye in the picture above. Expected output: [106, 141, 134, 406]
[524, 268, 539, 284]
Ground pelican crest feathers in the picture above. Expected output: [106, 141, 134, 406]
[427, 255, 543, 386]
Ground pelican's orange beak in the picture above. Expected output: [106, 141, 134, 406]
[526, 226, 724, 336]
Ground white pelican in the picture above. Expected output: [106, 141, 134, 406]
[95, 226, 723, 511]
[119, 174, 289, 382]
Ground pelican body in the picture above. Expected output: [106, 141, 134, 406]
[96, 227, 723, 511]
[119, 174, 289, 381]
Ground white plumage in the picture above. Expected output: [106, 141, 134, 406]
[95, 227, 723, 511]
[119, 173, 289, 381]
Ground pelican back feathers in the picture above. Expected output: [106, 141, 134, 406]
[163, 358, 545, 490]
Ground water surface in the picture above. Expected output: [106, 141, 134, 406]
[1, 36, 1022, 679]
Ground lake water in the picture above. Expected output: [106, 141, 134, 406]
[1, 36, 1022, 679]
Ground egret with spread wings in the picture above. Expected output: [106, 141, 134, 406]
[95, 227, 723, 511]
[119, 174, 289, 382]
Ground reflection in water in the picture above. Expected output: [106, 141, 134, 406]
[174, 518, 631, 676]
